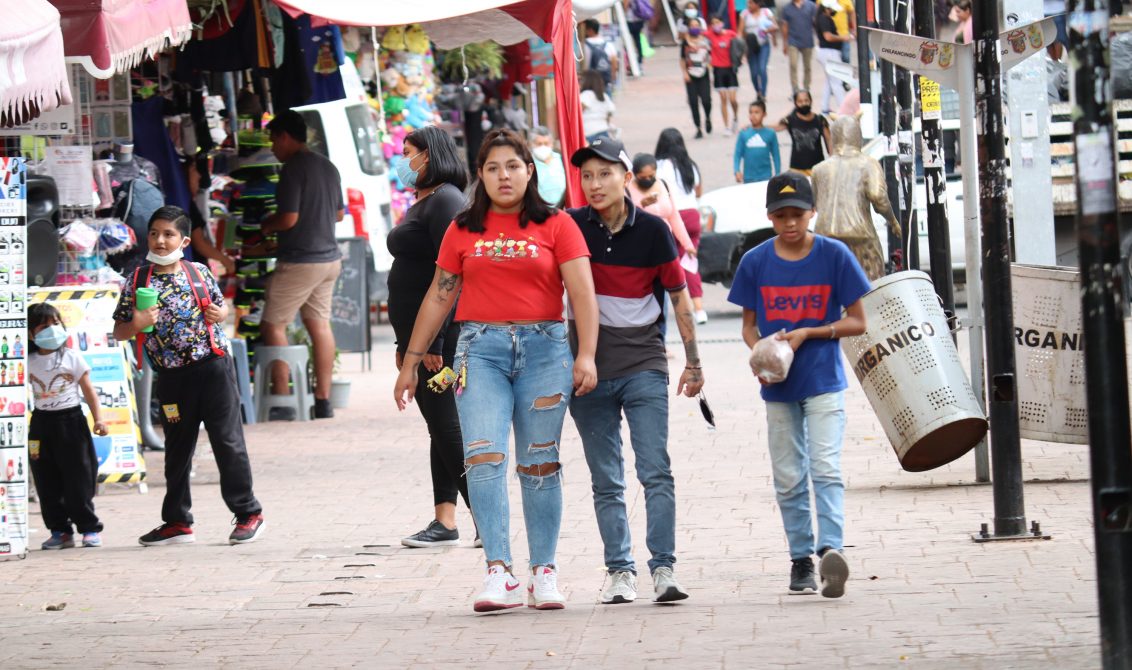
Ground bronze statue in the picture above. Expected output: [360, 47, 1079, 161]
[811, 116, 901, 280]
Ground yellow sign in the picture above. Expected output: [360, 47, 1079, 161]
[920, 78, 942, 121]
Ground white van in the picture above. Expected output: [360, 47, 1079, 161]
[295, 59, 393, 301]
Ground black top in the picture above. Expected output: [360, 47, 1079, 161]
[783, 112, 829, 171]
[386, 183, 467, 354]
[817, 14, 840, 49]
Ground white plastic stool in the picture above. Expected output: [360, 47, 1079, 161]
[253, 345, 312, 422]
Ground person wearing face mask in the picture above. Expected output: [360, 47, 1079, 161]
[679, 17, 713, 139]
[27, 302, 108, 550]
[529, 127, 567, 206]
[707, 15, 742, 136]
[774, 90, 832, 175]
[677, 1, 703, 37]
[627, 153, 696, 258]
[260, 109, 345, 420]
[113, 206, 265, 547]
[386, 126, 474, 549]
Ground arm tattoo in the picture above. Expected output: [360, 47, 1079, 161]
[435, 270, 459, 302]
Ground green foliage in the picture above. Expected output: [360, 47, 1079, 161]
[436, 42, 505, 83]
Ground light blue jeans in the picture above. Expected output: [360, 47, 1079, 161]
[765, 391, 847, 560]
[570, 370, 675, 575]
[454, 322, 575, 569]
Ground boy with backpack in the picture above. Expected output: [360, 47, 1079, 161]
[112, 205, 265, 547]
[582, 18, 620, 93]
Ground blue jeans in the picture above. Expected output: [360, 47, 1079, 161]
[455, 322, 575, 569]
[765, 391, 846, 560]
[840, 42, 851, 63]
[747, 38, 771, 98]
[570, 370, 676, 575]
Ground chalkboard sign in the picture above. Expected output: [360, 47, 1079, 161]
[330, 238, 371, 354]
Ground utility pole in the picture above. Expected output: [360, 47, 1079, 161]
[878, 0, 902, 272]
[894, 0, 916, 269]
[1068, 0, 1132, 665]
[912, 0, 954, 315]
[972, 0, 1027, 539]
[855, 0, 872, 134]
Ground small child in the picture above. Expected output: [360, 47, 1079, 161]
[734, 100, 781, 184]
[726, 173, 870, 599]
[27, 302, 108, 550]
[112, 205, 265, 546]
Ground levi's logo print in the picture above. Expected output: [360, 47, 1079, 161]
[473, 233, 540, 260]
[761, 285, 831, 322]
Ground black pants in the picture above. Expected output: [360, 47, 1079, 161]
[685, 75, 712, 131]
[156, 355, 260, 525]
[29, 407, 102, 534]
[627, 19, 645, 67]
[412, 323, 469, 509]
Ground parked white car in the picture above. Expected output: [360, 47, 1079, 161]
[296, 59, 393, 301]
[696, 168, 967, 288]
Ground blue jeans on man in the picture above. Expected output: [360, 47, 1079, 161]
[765, 391, 847, 560]
[570, 369, 676, 575]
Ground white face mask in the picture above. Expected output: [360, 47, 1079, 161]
[147, 246, 185, 266]
[532, 145, 553, 161]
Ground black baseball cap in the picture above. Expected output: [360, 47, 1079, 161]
[765, 172, 814, 212]
[266, 109, 307, 142]
[570, 137, 633, 171]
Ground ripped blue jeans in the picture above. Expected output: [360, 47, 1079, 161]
[455, 322, 575, 569]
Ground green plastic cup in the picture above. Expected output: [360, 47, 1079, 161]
[135, 287, 158, 333]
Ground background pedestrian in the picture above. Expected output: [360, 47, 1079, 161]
[680, 17, 714, 139]
[654, 128, 708, 324]
[775, 90, 831, 175]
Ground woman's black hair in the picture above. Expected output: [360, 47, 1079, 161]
[580, 70, 606, 102]
[148, 205, 191, 237]
[793, 89, 813, 106]
[631, 152, 657, 175]
[405, 125, 469, 191]
[28, 302, 65, 354]
[654, 127, 698, 193]
[454, 128, 554, 234]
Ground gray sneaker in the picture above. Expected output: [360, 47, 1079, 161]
[652, 566, 689, 603]
[819, 549, 849, 598]
[789, 557, 818, 595]
[600, 570, 637, 604]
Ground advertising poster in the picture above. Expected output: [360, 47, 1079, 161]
[30, 287, 146, 486]
[0, 157, 28, 559]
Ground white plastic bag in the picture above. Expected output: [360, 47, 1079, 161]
[749, 329, 795, 383]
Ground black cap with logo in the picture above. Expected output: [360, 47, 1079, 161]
[570, 137, 633, 171]
[765, 172, 814, 213]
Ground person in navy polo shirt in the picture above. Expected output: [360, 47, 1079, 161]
[727, 172, 869, 599]
[566, 138, 705, 606]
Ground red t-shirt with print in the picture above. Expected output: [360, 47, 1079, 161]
[436, 209, 591, 323]
[708, 28, 738, 68]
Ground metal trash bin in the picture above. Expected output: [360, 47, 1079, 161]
[841, 271, 987, 471]
[1011, 264, 1087, 444]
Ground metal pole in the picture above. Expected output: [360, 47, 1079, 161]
[973, 0, 1027, 538]
[957, 48, 991, 484]
[913, 0, 955, 317]
[894, 0, 916, 270]
[855, 0, 872, 128]
[1068, 0, 1132, 664]
[878, 0, 903, 272]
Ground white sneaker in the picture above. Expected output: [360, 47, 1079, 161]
[722, 126, 733, 137]
[600, 570, 637, 604]
[694, 310, 708, 324]
[473, 565, 524, 613]
[652, 566, 689, 603]
[527, 565, 567, 610]
[819, 549, 849, 599]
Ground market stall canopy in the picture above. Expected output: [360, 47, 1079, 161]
[271, 0, 589, 207]
[1, 0, 72, 126]
[51, 0, 193, 79]
[273, 0, 613, 48]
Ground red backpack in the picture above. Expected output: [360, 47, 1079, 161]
[130, 260, 227, 369]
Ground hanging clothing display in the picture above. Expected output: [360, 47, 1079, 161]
[297, 16, 345, 105]
[132, 96, 190, 211]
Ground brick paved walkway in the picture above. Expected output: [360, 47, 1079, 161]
[1, 43, 1103, 670]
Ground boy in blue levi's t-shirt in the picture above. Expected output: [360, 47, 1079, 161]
[727, 172, 870, 600]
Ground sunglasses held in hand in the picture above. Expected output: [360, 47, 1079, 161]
[698, 392, 715, 430]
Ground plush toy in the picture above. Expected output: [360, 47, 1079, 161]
[403, 94, 434, 128]
[381, 25, 407, 51]
[383, 92, 406, 118]
[404, 24, 430, 54]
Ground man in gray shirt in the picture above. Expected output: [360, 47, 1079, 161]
[261, 109, 343, 419]
[781, 0, 818, 94]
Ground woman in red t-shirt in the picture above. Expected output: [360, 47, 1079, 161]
[394, 129, 599, 614]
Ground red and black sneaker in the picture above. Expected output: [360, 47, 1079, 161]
[229, 514, 266, 545]
[138, 522, 194, 546]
